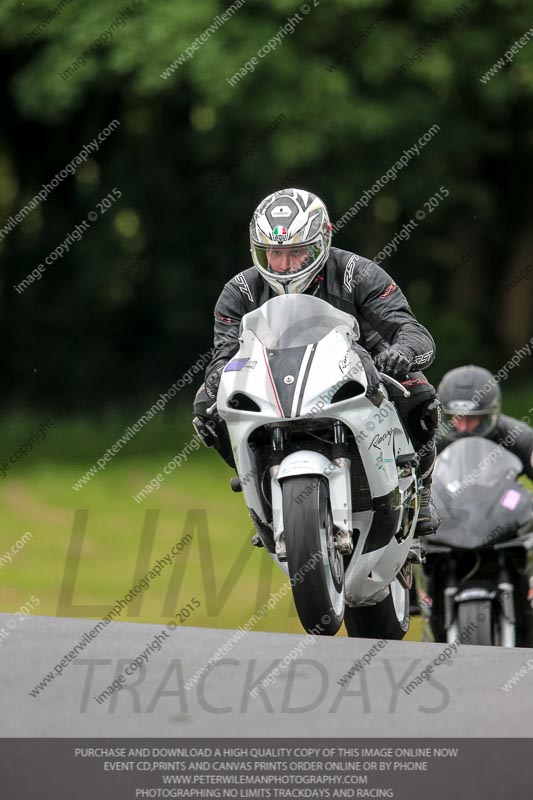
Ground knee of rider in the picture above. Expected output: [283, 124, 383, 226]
[421, 396, 441, 433]
[406, 406, 435, 449]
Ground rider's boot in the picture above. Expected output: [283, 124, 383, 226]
[416, 475, 440, 535]
[415, 443, 440, 536]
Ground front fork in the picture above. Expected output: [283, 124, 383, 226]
[443, 554, 516, 647]
[270, 426, 286, 561]
[331, 421, 353, 555]
[497, 555, 516, 647]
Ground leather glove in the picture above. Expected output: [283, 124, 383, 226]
[374, 347, 412, 379]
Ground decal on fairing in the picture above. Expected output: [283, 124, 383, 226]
[224, 358, 250, 372]
[500, 489, 521, 511]
[368, 428, 394, 451]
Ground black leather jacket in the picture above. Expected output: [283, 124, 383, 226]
[204, 247, 435, 397]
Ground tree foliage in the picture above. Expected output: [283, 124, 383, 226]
[0, 0, 531, 412]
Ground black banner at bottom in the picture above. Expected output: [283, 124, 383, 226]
[0, 738, 529, 799]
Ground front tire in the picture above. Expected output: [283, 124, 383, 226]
[456, 600, 494, 645]
[282, 476, 344, 635]
[343, 580, 410, 640]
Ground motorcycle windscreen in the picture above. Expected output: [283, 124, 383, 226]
[432, 436, 530, 548]
[240, 294, 360, 349]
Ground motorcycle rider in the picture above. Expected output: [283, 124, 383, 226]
[436, 364, 533, 478]
[417, 364, 533, 639]
[193, 188, 442, 536]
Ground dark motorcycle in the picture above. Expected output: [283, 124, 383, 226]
[415, 436, 533, 647]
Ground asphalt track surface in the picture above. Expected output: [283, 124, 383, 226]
[1, 613, 533, 736]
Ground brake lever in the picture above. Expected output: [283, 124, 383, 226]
[379, 372, 411, 398]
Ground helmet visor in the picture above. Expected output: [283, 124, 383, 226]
[252, 241, 324, 277]
[441, 411, 498, 439]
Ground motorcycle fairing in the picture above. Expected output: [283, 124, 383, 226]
[217, 294, 419, 606]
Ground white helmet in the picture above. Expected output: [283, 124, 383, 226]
[250, 188, 332, 295]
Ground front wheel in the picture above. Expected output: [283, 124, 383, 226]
[282, 476, 344, 635]
[343, 580, 410, 640]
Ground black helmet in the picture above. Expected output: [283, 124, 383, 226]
[437, 365, 501, 441]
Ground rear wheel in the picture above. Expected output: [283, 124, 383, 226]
[343, 580, 410, 640]
[456, 600, 494, 645]
[282, 476, 344, 635]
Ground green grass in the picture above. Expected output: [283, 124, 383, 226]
[1, 415, 296, 631]
[1, 412, 331, 636]
[11, 401, 533, 642]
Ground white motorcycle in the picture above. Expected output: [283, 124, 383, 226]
[216, 294, 421, 638]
